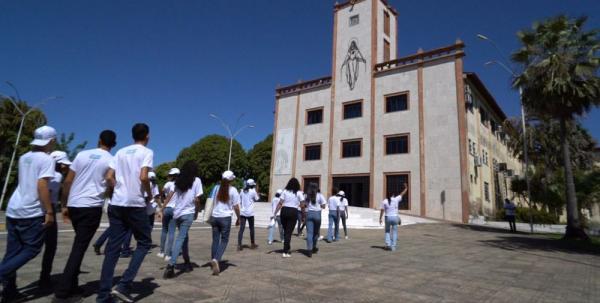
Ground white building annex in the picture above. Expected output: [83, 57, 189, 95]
[269, 0, 522, 223]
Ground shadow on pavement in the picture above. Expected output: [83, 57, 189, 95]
[451, 224, 526, 235]
[478, 236, 600, 258]
[200, 260, 237, 273]
[370, 245, 388, 250]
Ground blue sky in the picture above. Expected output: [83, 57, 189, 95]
[1, 0, 598, 165]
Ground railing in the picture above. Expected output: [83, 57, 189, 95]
[374, 41, 465, 73]
[275, 76, 332, 97]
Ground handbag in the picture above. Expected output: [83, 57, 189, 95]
[204, 197, 215, 225]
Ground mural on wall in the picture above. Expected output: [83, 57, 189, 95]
[274, 128, 294, 175]
[341, 39, 366, 90]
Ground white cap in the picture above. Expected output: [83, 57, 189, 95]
[148, 171, 156, 179]
[50, 150, 72, 165]
[222, 170, 235, 181]
[168, 168, 180, 175]
[31, 125, 57, 146]
[246, 179, 256, 186]
[338, 191, 345, 196]
[276, 189, 283, 195]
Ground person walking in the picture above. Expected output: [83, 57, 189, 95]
[53, 130, 116, 302]
[326, 189, 340, 243]
[38, 150, 71, 289]
[267, 190, 284, 245]
[304, 183, 326, 258]
[158, 168, 179, 260]
[504, 198, 517, 233]
[237, 179, 259, 251]
[209, 171, 241, 276]
[379, 183, 407, 251]
[338, 191, 349, 239]
[0, 125, 56, 302]
[97, 123, 154, 303]
[163, 161, 203, 278]
[274, 178, 304, 258]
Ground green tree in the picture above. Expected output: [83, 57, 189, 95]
[0, 98, 47, 209]
[55, 132, 88, 160]
[154, 161, 175, 189]
[247, 134, 272, 199]
[175, 134, 247, 189]
[512, 16, 600, 240]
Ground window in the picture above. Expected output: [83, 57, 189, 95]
[384, 11, 390, 36]
[383, 39, 390, 62]
[304, 144, 321, 161]
[385, 93, 408, 113]
[484, 182, 490, 201]
[343, 101, 362, 119]
[306, 108, 323, 125]
[480, 108, 489, 126]
[490, 120, 498, 134]
[468, 139, 473, 155]
[342, 140, 361, 158]
[385, 174, 409, 210]
[350, 15, 359, 26]
[385, 135, 409, 154]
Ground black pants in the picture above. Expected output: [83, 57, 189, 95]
[40, 210, 57, 281]
[237, 216, 255, 246]
[55, 207, 102, 298]
[506, 215, 516, 233]
[280, 207, 297, 254]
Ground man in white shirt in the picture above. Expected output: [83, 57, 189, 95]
[326, 189, 341, 242]
[53, 130, 116, 301]
[97, 123, 154, 303]
[0, 125, 56, 302]
[237, 179, 260, 250]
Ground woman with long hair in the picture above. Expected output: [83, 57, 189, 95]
[209, 171, 241, 275]
[303, 183, 326, 257]
[237, 179, 259, 251]
[158, 168, 179, 260]
[378, 183, 408, 251]
[163, 161, 203, 278]
[274, 178, 304, 258]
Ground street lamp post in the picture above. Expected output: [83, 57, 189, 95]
[209, 113, 254, 171]
[478, 34, 534, 233]
[0, 82, 62, 206]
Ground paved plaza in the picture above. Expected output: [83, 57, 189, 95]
[1, 223, 598, 303]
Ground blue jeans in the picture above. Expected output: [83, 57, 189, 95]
[327, 210, 339, 241]
[97, 205, 152, 302]
[160, 207, 176, 255]
[305, 211, 321, 251]
[210, 217, 231, 262]
[0, 216, 45, 298]
[267, 216, 283, 243]
[169, 214, 193, 266]
[385, 216, 400, 250]
[95, 227, 131, 254]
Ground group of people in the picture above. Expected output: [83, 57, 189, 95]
[0, 122, 410, 303]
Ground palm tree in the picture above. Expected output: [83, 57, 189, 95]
[512, 16, 600, 240]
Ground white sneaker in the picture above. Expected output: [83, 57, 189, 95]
[157, 252, 165, 258]
[318, 235, 324, 241]
[268, 241, 273, 245]
[345, 236, 349, 240]
[282, 253, 291, 258]
[164, 256, 171, 262]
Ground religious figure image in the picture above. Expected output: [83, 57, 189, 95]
[341, 40, 367, 90]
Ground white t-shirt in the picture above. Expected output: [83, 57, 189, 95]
[49, 172, 63, 205]
[172, 177, 203, 219]
[212, 186, 241, 218]
[271, 197, 281, 216]
[7, 151, 55, 219]
[239, 188, 259, 217]
[328, 196, 340, 211]
[163, 181, 176, 208]
[280, 190, 304, 209]
[339, 197, 349, 211]
[306, 193, 326, 212]
[381, 196, 401, 217]
[145, 183, 160, 215]
[67, 148, 112, 208]
[109, 144, 154, 207]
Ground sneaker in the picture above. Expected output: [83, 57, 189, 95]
[250, 244, 258, 250]
[318, 235, 324, 241]
[282, 253, 291, 258]
[237, 245, 243, 251]
[93, 245, 101, 255]
[307, 251, 312, 258]
[163, 264, 175, 279]
[157, 252, 165, 258]
[268, 241, 273, 245]
[183, 262, 194, 273]
[384, 246, 391, 251]
[164, 256, 171, 262]
[111, 288, 134, 303]
[345, 236, 349, 240]
[312, 247, 319, 254]
[211, 259, 220, 276]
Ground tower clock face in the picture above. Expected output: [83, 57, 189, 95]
[341, 40, 366, 90]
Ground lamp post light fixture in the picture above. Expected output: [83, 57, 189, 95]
[209, 113, 254, 171]
[477, 34, 534, 233]
[0, 81, 62, 206]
